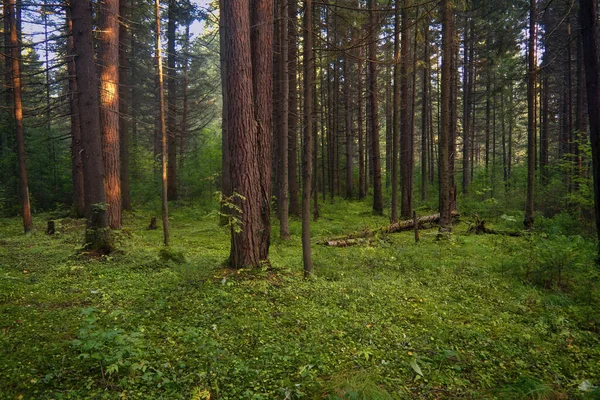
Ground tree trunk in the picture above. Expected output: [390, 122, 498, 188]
[462, 8, 471, 196]
[66, 8, 85, 218]
[345, 56, 353, 199]
[400, 0, 412, 219]
[155, 0, 170, 246]
[288, 0, 300, 216]
[250, 0, 273, 260]
[8, 0, 31, 233]
[524, 0, 536, 230]
[540, 73, 549, 184]
[420, 21, 429, 202]
[219, 0, 231, 226]
[167, 0, 177, 201]
[358, 56, 366, 200]
[222, 0, 262, 267]
[119, 0, 131, 212]
[391, 1, 400, 223]
[70, 0, 111, 252]
[439, 0, 453, 231]
[579, 0, 600, 258]
[368, 0, 383, 214]
[99, 0, 121, 229]
[302, 0, 314, 277]
[278, 0, 290, 239]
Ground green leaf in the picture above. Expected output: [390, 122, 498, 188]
[410, 358, 423, 377]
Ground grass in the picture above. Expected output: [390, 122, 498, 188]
[1, 199, 599, 399]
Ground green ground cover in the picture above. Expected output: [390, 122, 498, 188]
[1, 200, 599, 399]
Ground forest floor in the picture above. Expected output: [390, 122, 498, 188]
[1, 200, 600, 399]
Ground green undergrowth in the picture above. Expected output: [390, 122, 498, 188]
[1, 200, 599, 399]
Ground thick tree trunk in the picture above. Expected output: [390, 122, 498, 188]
[155, 0, 170, 246]
[66, 9, 85, 218]
[368, 0, 383, 214]
[250, 0, 273, 260]
[71, 0, 111, 251]
[8, 0, 31, 233]
[439, 0, 453, 231]
[99, 0, 121, 229]
[579, 0, 600, 258]
[302, 0, 314, 277]
[288, 0, 300, 217]
[167, 0, 177, 201]
[524, 0, 536, 230]
[119, 0, 131, 212]
[222, 0, 262, 267]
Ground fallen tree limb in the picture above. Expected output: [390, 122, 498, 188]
[321, 211, 459, 246]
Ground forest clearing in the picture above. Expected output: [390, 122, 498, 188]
[1, 200, 600, 399]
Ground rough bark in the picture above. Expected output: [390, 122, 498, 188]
[219, 0, 231, 226]
[8, 0, 31, 233]
[223, 0, 263, 268]
[99, 0, 121, 229]
[421, 22, 429, 202]
[250, 0, 273, 260]
[70, 0, 111, 252]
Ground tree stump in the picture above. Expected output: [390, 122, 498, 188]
[148, 217, 157, 230]
[46, 220, 55, 235]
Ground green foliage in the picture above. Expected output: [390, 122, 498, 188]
[0, 201, 599, 399]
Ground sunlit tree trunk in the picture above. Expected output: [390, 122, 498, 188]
[119, 0, 131, 211]
[71, 0, 111, 251]
[166, 0, 177, 201]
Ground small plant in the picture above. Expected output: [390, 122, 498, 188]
[216, 190, 245, 233]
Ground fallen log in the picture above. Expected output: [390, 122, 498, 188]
[321, 211, 459, 246]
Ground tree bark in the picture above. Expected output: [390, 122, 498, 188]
[368, 0, 383, 214]
[70, 0, 111, 252]
[119, 0, 131, 211]
[99, 0, 121, 229]
[66, 8, 85, 218]
[223, 0, 263, 267]
[277, 0, 290, 239]
[579, 0, 600, 258]
[155, 0, 170, 246]
[400, 0, 412, 219]
[8, 0, 31, 233]
[302, 0, 314, 277]
[420, 21, 429, 202]
[288, 0, 300, 216]
[166, 0, 177, 201]
[524, 0, 536, 230]
[439, 0, 453, 231]
[219, 0, 231, 226]
[391, 1, 400, 223]
[250, 0, 273, 259]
